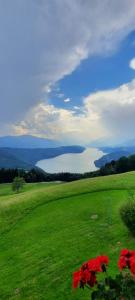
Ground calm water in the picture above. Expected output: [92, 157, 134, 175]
[36, 147, 105, 174]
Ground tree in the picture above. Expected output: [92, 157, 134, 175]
[12, 176, 25, 193]
[116, 156, 129, 173]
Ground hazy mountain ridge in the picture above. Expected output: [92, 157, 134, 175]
[0, 148, 33, 169]
[0, 146, 85, 170]
[1, 135, 135, 171]
[95, 146, 135, 168]
[0, 135, 61, 148]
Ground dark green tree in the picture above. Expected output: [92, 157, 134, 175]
[12, 176, 25, 193]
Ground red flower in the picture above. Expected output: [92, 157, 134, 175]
[72, 249, 135, 292]
[130, 250, 135, 257]
[97, 255, 109, 272]
[120, 249, 130, 257]
[88, 257, 102, 272]
[118, 249, 135, 271]
[88, 272, 97, 287]
[81, 262, 88, 271]
[130, 257, 135, 275]
[88, 256, 109, 273]
[73, 259, 98, 289]
[98, 255, 109, 266]
[81, 268, 91, 283]
[118, 256, 127, 270]
[73, 270, 81, 288]
[72, 255, 108, 290]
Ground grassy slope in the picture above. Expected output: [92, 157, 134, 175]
[0, 182, 60, 197]
[0, 173, 135, 299]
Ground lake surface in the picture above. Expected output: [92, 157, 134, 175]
[36, 147, 105, 174]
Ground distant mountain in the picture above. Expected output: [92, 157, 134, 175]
[95, 146, 135, 168]
[0, 135, 61, 148]
[0, 148, 33, 169]
[88, 137, 135, 149]
[0, 146, 85, 170]
[123, 139, 135, 147]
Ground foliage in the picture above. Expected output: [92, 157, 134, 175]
[12, 176, 25, 193]
[73, 249, 135, 299]
[99, 154, 135, 176]
[120, 199, 135, 236]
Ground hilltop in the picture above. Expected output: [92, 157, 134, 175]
[0, 172, 135, 299]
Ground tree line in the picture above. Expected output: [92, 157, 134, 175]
[0, 154, 135, 184]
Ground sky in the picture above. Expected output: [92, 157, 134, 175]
[1, 0, 135, 145]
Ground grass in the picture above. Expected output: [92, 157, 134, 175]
[0, 182, 60, 197]
[0, 172, 135, 299]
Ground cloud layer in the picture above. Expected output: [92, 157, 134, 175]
[13, 79, 135, 144]
[1, 0, 135, 129]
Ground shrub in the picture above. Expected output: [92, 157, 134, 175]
[12, 176, 25, 193]
[120, 200, 135, 236]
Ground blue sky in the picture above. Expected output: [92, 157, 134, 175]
[1, 1, 135, 145]
[50, 31, 135, 110]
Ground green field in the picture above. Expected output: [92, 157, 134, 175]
[0, 172, 135, 299]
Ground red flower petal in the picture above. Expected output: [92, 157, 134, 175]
[81, 269, 91, 283]
[72, 271, 81, 288]
[130, 257, 135, 275]
[130, 250, 135, 257]
[118, 256, 127, 270]
[120, 249, 130, 257]
[97, 255, 109, 265]
[88, 272, 97, 287]
[88, 257, 102, 272]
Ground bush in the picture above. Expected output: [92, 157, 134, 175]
[12, 176, 25, 193]
[120, 200, 135, 236]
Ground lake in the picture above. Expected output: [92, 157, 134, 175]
[36, 147, 105, 174]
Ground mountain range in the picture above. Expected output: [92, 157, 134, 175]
[95, 146, 135, 168]
[0, 135, 85, 170]
[1, 135, 135, 171]
[0, 135, 61, 148]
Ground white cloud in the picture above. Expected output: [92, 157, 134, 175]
[74, 106, 81, 110]
[64, 98, 71, 103]
[1, 0, 135, 126]
[84, 79, 135, 143]
[129, 58, 135, 70]
[13, 79, 135, 144]
[13, 102, 105, 144]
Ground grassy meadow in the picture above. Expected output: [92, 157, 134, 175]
[0, 172, 135, 299]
